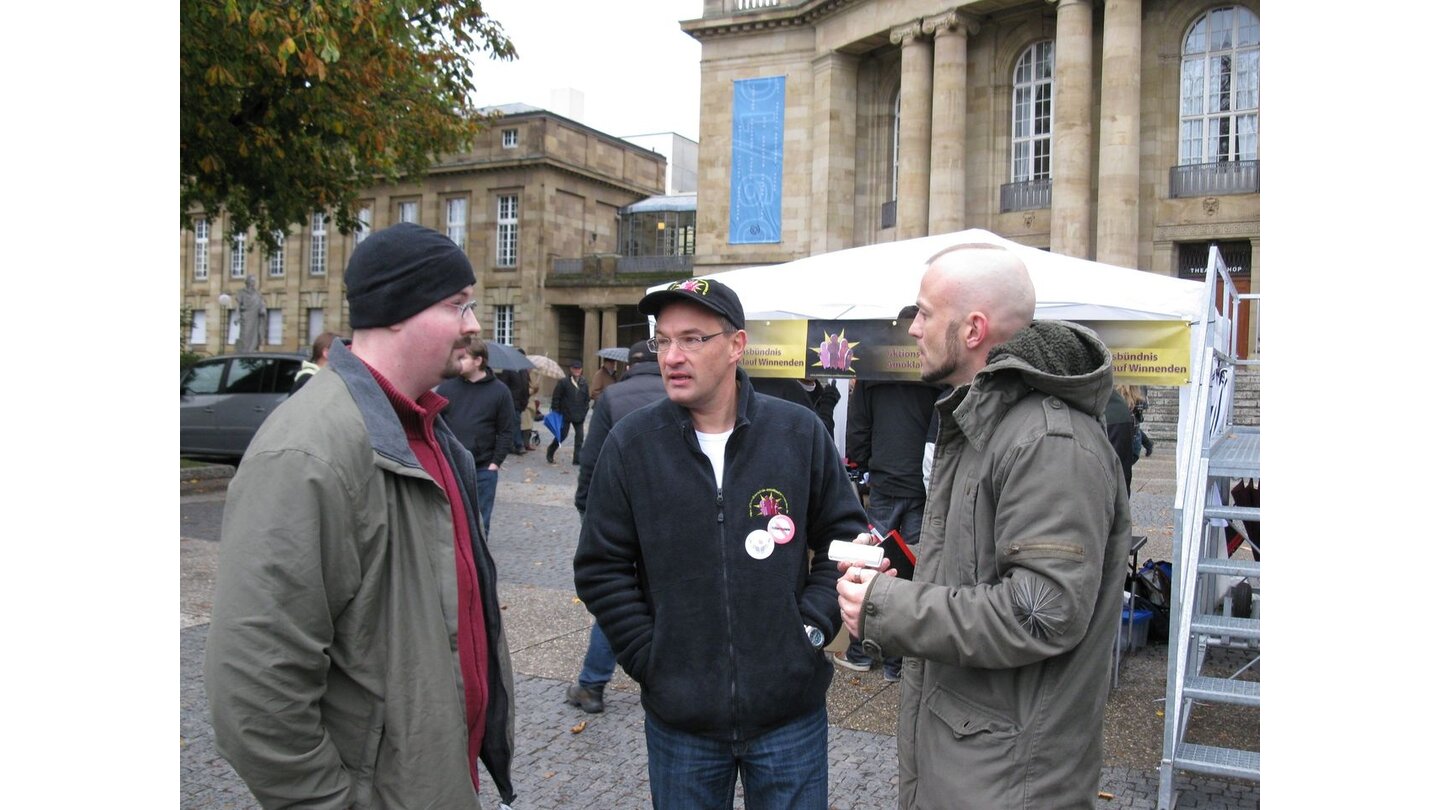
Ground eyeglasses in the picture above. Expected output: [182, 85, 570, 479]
[446, 300, 479, 321]
[647, 331, 729, 355]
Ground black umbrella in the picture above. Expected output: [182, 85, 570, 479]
[486, 342, 534, 372]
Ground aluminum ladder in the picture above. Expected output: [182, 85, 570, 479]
[1156, 247, 1260, 808]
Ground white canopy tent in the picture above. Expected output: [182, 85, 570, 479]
[650, 228, 1207, 324]
[647, 228, 1213, 457]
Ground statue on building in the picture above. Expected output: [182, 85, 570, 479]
[235, 275, 266, 352]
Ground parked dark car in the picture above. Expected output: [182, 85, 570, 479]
[181, 352, 305, 463]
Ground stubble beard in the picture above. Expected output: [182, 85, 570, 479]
[920, 320, 964, 385]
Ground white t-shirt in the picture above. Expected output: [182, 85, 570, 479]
[695, 428, 733, 488]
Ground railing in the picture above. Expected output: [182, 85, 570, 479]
[551, 258, 583, 275]
[1000, 178, 1052, 212]
[617, 255, 693, 274]
[880, 200, 896, 229]
[1169, 160, 1259, 198]
[734, 0, 783, 10]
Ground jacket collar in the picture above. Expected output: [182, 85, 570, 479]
[328, 340, 425, 471]
[658, 366, 756, 439]
[939, 320, 1113, 450]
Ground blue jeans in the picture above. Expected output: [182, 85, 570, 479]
[475, 467, 498, 536]
[645, 707, 828, 810]
[578, 622, 616, 690]
[844, 489, 927, 675]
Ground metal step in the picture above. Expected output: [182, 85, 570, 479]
[1191, 614, 1260, 640]
[1174, 743, 1260, 781]
[1183, 675, 1260, 706]
[1207, 427, 1260, 478]
[1202, 504, 1259, 522]
[1197, 558, 1260, 578]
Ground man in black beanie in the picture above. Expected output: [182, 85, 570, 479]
[206, 222, 517, 809]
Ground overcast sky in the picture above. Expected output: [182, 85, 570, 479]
[468, 0, 704, 141]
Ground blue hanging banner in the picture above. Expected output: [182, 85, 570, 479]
[729, 76, 785, 244]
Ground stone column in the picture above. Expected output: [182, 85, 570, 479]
[600, 306, 618, 353]
[810, 51, 859, 255]
[1050, 0, 1094, 258]
[924, 11, 978, 235]
[891, 21, 933, 239]
[581, 306, 599, 370]
[1096, 0, 1141, 268]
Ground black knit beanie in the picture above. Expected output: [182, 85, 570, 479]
[344, 222, 476, 328]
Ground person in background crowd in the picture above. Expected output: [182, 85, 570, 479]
[563, 340, 667, 715]
[439, 337, 515, 535]
[288, 331, 338, 395]
[547, 360, 589, 465]
[590, 356, 620, 402]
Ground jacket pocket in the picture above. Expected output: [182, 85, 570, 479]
[925, 682, 1017, 740]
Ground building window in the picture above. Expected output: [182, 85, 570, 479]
[307, 308, 325, 343]
[1011, 41, 1055, 183]
[310, 212, 327, 276]
[268, 231, 286, 277]
[189, 309, 207, 344]
[230, 231, 247, 278]
[446, 197, 467, 249]
[227, 308, 240, 346]
[194, 217, 209, 280]
[267, 310, 283, 346]
[355, 205, 372, 245]
[502, 128, 518, 148]
[497, 194, 518, 267]
[398, 200, 419, 224]
[494, 304, 514, 345]
[1180, 6, 1259, 166]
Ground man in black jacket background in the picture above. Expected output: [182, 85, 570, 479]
[547, 360, 589, 464]
[438, 337, 514, 535]
[563, 340, 667, 714]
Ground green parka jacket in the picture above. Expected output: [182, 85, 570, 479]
[205, 341, 515, 809]
[858, 321, 1131, 810]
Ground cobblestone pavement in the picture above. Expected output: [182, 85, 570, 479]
[181, 444, 1258, 808]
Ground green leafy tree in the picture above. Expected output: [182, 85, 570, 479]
[181, 0, 516, 249]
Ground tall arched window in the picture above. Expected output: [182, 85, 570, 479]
[1179, 6, 1258, 165]
[1011, 41, 1054, 183]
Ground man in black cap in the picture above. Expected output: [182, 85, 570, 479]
[574, 278, 869, 807]
[547, 359, 589, 464]
[562, 339, 666, 714]
[206, 222, 517, 809]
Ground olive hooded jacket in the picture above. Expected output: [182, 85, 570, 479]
[858, 320, 1132, 810]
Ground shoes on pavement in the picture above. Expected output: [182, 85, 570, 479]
[832, 651, 875, 672]
[565, 683, 605, 714]
[546, 446, 556, 464]
[883, 667, 902, 683]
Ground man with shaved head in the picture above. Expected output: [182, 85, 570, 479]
[837, 243, 1131, 809]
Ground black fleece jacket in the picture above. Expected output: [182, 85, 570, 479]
[573, 368, 868, 741]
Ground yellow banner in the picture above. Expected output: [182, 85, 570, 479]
[738, 318, 1192, 385]
[741, 320, 810, 378]
[1080, 320, 1191, 386]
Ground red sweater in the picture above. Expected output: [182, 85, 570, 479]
[368, 363, 490, 790]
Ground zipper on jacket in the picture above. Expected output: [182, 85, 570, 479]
[716, 485, 743, 742]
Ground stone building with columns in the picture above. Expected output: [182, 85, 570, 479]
[180, 104, 690, 380]
[683, 0, 1260, 353]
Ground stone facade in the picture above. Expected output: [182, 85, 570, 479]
[179, 106, 668, 373]
[683, 0, 1261, 353]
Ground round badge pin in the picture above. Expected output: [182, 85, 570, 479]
[745, 529, 775, 560]
[767, 514, 796, 544]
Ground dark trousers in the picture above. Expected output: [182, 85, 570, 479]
[548, 419, 585, 463]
